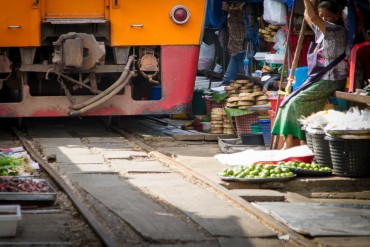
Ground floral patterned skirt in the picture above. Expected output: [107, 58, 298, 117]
[271, 79, 346, 140]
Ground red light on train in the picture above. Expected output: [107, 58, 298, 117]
[170, 5, 190, 25]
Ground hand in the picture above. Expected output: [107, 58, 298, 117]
[222, 2, 229, 12]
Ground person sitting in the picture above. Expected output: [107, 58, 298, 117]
[271, 0, 348, 150]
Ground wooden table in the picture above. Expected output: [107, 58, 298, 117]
[335, 91, 370, 105]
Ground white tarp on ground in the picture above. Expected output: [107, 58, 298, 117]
[214, 145, 313, 166]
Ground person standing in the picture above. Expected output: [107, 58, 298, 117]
[271, 0, 348, 149]
[220, 1, 246, 86]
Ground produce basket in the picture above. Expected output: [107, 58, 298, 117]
[304, 131, 318, 164]
[219, 175, 296, 183]
[0, 176, 56, 202]
[234, 113, 260, 136]
[304, 130, 314, 151]
[310, 133, 332, 168]
[325, 136, 370, 177]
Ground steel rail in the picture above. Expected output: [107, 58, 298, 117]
[111, 125, 317, 247]
[11, 127, 119, 247]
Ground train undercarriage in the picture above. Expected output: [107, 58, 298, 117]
[0, 20, 199, 117]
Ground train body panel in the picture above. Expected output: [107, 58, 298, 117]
[0, 0, 206, 118]
[110, 1, 206, 46]
[0, 1, 41, 47]
[42, 0, 106, 18]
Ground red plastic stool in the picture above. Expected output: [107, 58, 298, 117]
[348, 41, 370, 93]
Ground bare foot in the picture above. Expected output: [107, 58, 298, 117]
[281, 135, 294, 150]
[281, 142, 293, 150]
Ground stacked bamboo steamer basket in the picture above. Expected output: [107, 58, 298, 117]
[208, 79, 270, 134]
[259, 24, 281, 43]
[225, 80, 268, 109]
[210, 108, 234, 134]
[210, 108, 224, 134]
[222, 115, 234, 134]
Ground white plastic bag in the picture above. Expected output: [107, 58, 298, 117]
[263, 0, 287, 26]
[273, 29, 287, 54]
[198, 42, 215, 71]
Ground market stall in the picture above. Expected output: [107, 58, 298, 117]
[196, 0, 370, 181]
[0, 147, 56, 237]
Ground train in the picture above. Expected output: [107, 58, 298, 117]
[0, 0, 207, 117]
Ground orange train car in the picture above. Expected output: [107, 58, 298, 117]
[0, 0, 207, 117]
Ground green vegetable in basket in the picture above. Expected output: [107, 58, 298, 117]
[0, 155, 24, 165]
[0, 154, 25, 176]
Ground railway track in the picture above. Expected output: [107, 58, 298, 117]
[1, 117, 369, 247]
[0, 117, 288, 246]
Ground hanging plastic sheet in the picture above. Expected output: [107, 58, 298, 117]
[205, 0, 264, 29]
[271, 0, 295, 10]
[284, 0, 295, 10]
[205, 0, 224, 29]
[263, 0, 287, 26]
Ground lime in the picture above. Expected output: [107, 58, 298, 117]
[263, 170, 270, 176]
[299, 163, 306, 169]
[281, 167, 290, 173]
[323, 167, 332, 172]
[227, 169, 234, 176]
[238, 172, 247, 178]
[274, 167, 282, 173]
[286, 172, 294, 177]
[265, 165, 275, 170]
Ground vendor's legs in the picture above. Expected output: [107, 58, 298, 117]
[221, 51, 245, 86]
[272, 79, 346, 149]
[282, 135, 294, 150]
